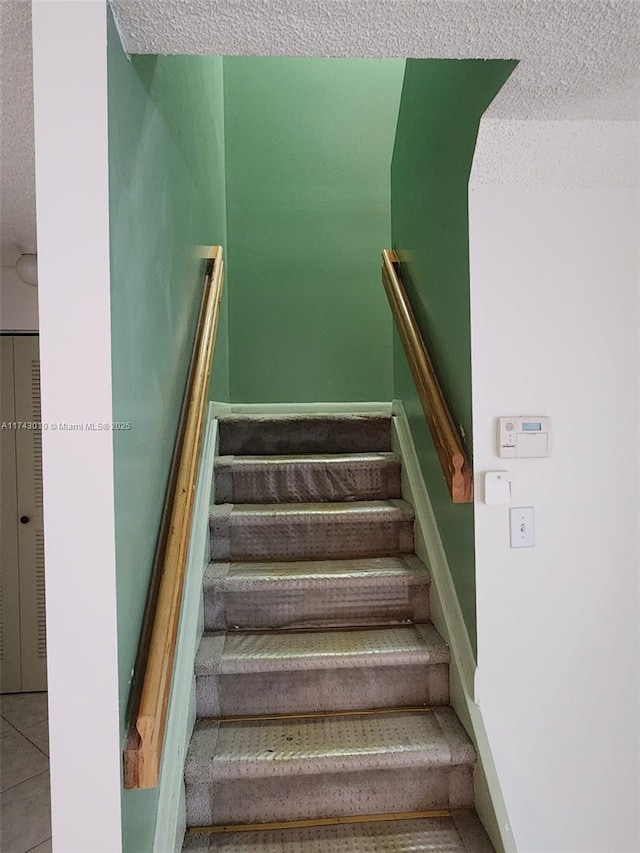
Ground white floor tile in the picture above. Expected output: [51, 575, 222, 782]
[22, 721, 49, 757]
[0, 771, 51, 853]
[1, 716, 19, 739]
[0, 728, 49, 792]
[0, 694, 48, 733]
[27, 839, 52, 853]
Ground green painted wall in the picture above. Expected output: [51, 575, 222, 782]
[107, 12, 227, 851]
[391, 59, 516, 654]
[223, 57, 405, 403]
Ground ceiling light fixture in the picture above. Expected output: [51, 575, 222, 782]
[15, 253, 38, 287]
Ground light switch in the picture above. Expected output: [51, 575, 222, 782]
[509, 507, 535, 548]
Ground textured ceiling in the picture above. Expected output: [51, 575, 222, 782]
[111, 0, 640, 120]
[1, 0, 639, 261]
[0, 0, 36, 262]
[472, 119, 640, 187]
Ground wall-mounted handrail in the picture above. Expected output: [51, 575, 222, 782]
[123, 246, 224, 789]
[382, 249, 472, 504]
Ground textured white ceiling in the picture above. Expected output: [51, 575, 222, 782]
[111, 0, 640, 120]
[1, 0, 37, 262]
[1, 0, 639, 261]
[472, 119, 640, 187]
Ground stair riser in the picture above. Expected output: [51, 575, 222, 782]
[204, 581, 431, 630]
[210, 519, 414, 562]
[186, 766, 474, 826]
[215, 461, 402, 505]
[218, 417, 392, 456]
[196, 663, 449, 717]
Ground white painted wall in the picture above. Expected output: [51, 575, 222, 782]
[470, 120, 639, 852]
[31, 2, 122, 851]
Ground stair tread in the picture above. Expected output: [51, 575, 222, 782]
[183, 812, 494, 852]
[210, 499, 414, 520]
[205, 555, 429, 589]
[196, 624, 449, 675]
[185, 708, 475, 781]
[210, 501, 415, 561]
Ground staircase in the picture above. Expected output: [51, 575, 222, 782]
[182, 413, 493, 852]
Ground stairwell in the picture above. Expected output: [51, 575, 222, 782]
[182, 412, 493, 852]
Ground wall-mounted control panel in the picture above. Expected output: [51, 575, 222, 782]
[498, 416, 551, 458]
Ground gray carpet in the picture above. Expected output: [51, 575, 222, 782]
[183, 414, 494, 851]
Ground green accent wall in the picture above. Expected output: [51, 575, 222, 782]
[107, 12, 228, 852]
[391, 59, 516, 654]
[223, 57, 405, 403]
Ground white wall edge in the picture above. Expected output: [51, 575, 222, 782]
[153, 403, 218, 853]
[31, 2, 122, 850]
[211, 401, 393, 416]
[391, 401, 516, 853]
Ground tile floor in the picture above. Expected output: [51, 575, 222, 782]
[1, 692, 51, 853]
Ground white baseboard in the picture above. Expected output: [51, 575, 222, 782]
[211, 401, 393, 416]
[153, 404, 218, 853]
[391, 401, 516, 853]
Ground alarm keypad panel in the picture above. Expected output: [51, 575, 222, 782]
[498, 416, 551, 458]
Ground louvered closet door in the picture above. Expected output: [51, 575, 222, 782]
[1, 338, 22, 692]
[0, 336, 47, 693]
[13, 336, 47, 691]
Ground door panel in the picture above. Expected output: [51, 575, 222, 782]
[0, 335, 47, 693]
[0, 338, 22, 692]
[14, 336, 47, 691]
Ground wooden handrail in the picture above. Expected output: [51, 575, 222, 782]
[123, 246, 224, 789]
[382, 249, 472, 504]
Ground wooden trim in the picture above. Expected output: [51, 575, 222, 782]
[151, 408, 219, 853]
[228, 623, 415, 634]
[211, 706, 435, 724]
[123, 247, 224, 789]
[382, 250, 472, 503]
[187, 808, 472, 835]
[122, 259, 211, 777]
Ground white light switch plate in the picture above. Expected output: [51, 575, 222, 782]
[509, 507, 535, 548]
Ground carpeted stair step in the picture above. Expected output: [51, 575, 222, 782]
[210, 500, 414, 562]
[185, 708, 476, 826]
[217, 414, 392, 456]
[194, 624, 450, 717]
[214, 452, 402, 504]
[183, 811, 494, 852]
[203, 555, 431, 630]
